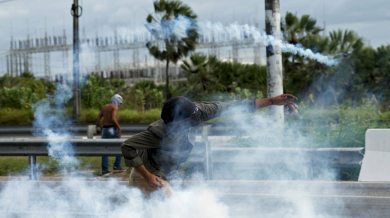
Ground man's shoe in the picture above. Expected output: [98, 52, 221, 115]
[113, 166, 126, 172]
[102, 170, 112, 176]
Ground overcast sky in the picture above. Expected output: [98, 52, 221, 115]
[0, 0, 389, 52]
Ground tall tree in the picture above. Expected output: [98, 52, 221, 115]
[181, 53, 221, 100]
[328, 29, 363, 54]
[145, 0, 199, 100]
[281, 12, 323, 45]
[281, 12, 324, 74]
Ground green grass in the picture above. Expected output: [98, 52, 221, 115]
[0, 157, 29, 176]
[0, 109, 34, 124]
[0, 156, 130, 178]
[78, 108, 100, 123]
[79, 108, 161, 123]
[0, 108, 161, 124]
[300, 108, 340, 124]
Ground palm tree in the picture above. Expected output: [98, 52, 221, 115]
[374, 46, 390, 102]
[281, 12, 324, 74]
[355, 45, 390, 103]
[328, 29, 363, 54]
[281, 12, 323, 45]
[284, 28, 367, 107]
[145, 0, 199, 100]
[180, 53, 221, 99]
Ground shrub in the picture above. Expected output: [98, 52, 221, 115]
[0, 87, 39, 109]
[78, 108, 100, 123]
[117, 109, 161, 123]
[78, 108, 161, 123]
[117, 110, 143, 123]
[0, 109, 34, 124]
[143, 109, 162, 122]
[81, 75, 115, 109]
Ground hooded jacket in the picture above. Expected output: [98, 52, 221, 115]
[120, 98, 256, 180]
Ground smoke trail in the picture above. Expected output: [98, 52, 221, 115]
[32, 82, 78, 167]
[145, 14, 197, 41]
[199, 21, 339, 66]
[145, 15, 339, 66]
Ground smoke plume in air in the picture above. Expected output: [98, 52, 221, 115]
[32, 83, 78, 167]
[145, 15, 339, 66]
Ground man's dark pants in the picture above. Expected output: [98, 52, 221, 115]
[101, 126, 121, 172]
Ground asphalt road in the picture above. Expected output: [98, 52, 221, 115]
[0, 180, 388, 218]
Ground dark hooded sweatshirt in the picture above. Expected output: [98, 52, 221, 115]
[120, 98, 256, 180]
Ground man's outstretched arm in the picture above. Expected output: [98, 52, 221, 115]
[197, 94, 298, 121]
[255, 94, 298, 109]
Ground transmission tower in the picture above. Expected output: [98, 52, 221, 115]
[62, 29, 69, 77]
[44, 31, 51, 80]
[232, 41, 239, 62]
[254, 45, 261, 65]
[95, 35, 101, 73]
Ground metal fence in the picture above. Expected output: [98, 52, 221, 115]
[0, 124, 149, 137]
[0, 123, 236, 137]
[0, 125, 364, 181]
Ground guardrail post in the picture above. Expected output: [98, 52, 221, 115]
[28, 155, 37, 180]
[303, 166, 313, 180]
[203, 125, 213, 180]
[87, 125, 97, 139]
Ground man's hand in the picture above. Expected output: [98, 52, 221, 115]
[145, 173, 164, 189]
[135, 165, 164, 189]
[271, 94, 298, 106]
[255, 94, 298, 109]
[287, 103, 298, 115]
[118, 129, 122, 138]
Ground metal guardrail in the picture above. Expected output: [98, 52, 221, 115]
[0, 136, 364, 181]
[0, 123, 244, 137]
[0, 139, 125, 156]
[0, 124, 150, 137]
[0, 122, 364, 180]
[211, 147, 364, 168]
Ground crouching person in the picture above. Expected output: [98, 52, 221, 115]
[121, 94, 297, 196]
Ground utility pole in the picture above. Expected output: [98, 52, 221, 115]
[44, 29, 51, 80]
[71, 0, 82, 120]
[265, 0, 284, 125]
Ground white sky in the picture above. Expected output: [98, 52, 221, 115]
[1, 0, 389, 49]
[0, 0, 389, 75]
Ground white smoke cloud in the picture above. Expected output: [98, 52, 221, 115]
[145, 14, 197, 41]
[32, 83, 78, 167]
[198, 21, 339, 66]
[144, 15, 339, 66]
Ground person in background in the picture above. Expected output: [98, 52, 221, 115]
[97, 94, 126, 176]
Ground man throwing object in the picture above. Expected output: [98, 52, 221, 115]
[121, 94, 297, 195]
